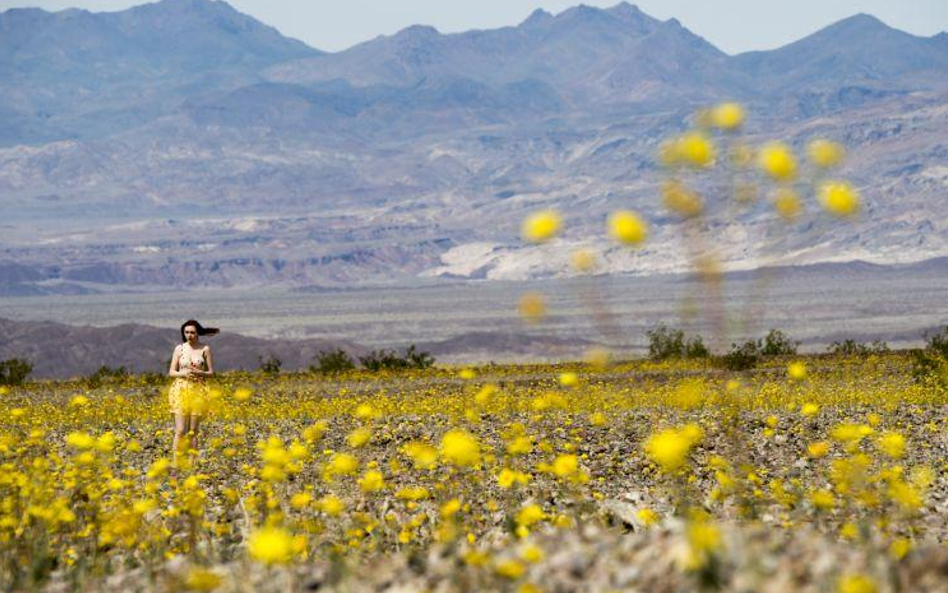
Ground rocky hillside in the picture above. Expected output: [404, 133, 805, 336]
[0, 1, 946, 292]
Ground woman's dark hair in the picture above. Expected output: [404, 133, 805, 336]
[180, 320, 220, 343]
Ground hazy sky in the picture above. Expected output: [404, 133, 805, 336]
[3, 0, 947, 54]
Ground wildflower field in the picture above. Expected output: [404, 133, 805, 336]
[3, 352, 948, 593]
[4, 102, 945, 593]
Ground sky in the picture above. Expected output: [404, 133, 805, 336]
[3, 0, 947, 54]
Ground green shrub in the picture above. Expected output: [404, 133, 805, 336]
[0, 358, 33, 386]
[86, 365, 129, 388]
[311, 349, 356, 374]
[259, 355, 282, 375]
[404, 344, 435, 369]
[721, 340, 760, 371]
[646, 325, 709, 360]
[760, 329, 798, 356]
[359, 345, 435, 371]
[912, 327, 948, 389]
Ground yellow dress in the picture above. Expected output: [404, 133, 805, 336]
[168, 343, 210, 416]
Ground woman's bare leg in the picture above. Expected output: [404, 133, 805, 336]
[187, 415, 202, 452]
[173, 413, 189, 457]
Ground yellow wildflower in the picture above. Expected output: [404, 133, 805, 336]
[837, 574, 878, 593]
[644, 424, 703, 473]
[358, 470, 386, 493]
[662, 180, 703, 217]
[787, 361, 807, 381]
[818, 181, 860, 217]
[758, 142, 797, 181]
[518, 292, 547, 324]
[570, 249, 597, 272]
[710, 102, 745, 130]
[440, 429, 481, 467]
[876, 432, 906, 460]
[521, 210, 562, 243]
[808, 139, 845, 168]
[247, 526, 293, 565]
[773, 188, 802, 220]
[607, 210, 648, 245]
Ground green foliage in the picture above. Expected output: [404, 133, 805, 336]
[86, 365, 129, 388]
[646, 325, 709, 360]
[359, 344, 435, 371]
[0, 358, 33, 386]
[721, 340, 760, 371]
[760, 329, 798, 356]
[828, 339, 890, 356]
[259, 355, 282, 375]
[311, 349, 356, 374]
[912, 327, 948, 390]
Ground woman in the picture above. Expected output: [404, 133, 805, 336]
[168, 319, 218, 457]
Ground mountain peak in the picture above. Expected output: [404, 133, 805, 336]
[396, 24, 441, 38]
[521, 8, 553, 27]
[822, 12, 899, 36]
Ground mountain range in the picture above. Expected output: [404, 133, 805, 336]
[1, 0, 947, 293]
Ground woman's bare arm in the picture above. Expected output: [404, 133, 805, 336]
[203, 346, 214, 377]
[168, 345, 183, 378]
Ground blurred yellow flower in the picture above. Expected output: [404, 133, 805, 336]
[808, 139, 845, 168]
[318, 495, 345, 516]
[440, 429, 481, 467]
[801, 403, 820, 417]
[818, 181, 860, 217]
[680, 132, 716, 167]
[521, 209, 562, 243]
[570, 249, 597, 272]
[558, 372, 579, 387]
[710, 102, 745, 130]
[773, 188, 802, 221]
[247, 526, 293, 565]
[637, 508, 660, 526]
[807, 441, 830, 458]
[346, 427, 372, 448]
[811, 489, 835, 510]
[837, 574, 878, 593]
[358, 470, 386, 493]
[327, 453, 359, 476]
[662, 181, 703, 218]
[758, 142, 797, 181]
[516, 504, 545, 527]
[644, 424, 703, 473]
[184, 567, 222, 592]
[876, 432, 906, 460]
[65, 431, 94, 450]
[495, 559, 526, 579]
[518, 292, 547, 324]
[607, 210, 648, 245]
[403, 442, 438, 469]
[788, 361, 807, 381]
[551, 454, 579, 478]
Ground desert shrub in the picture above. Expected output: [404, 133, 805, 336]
[259, 355, 282, 375]
[828, 339, 890, 356]
[912, 327, 948, 389]
[311, 349, 356, 374]
[721, 340, 760, 371]
[404, 344, 435, 369]
[760, 329, 798, 356]
[646, 325, 709, 360]
[0, 358, 33, 386]
[86, 365, 129, 388]
[359, 345, 435, 371]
